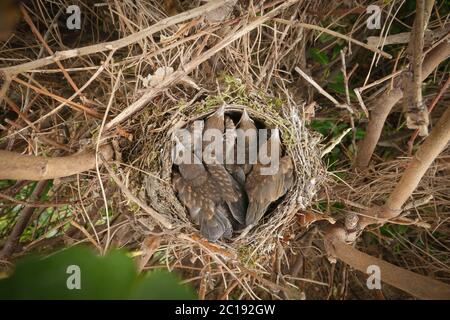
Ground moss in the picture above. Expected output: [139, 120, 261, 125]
[177, 73, 298, 151]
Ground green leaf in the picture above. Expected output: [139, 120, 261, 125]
[317, 32, 334, 43]
[0, 246, 136, 299]
[309, 48, 329, 65]
[380, 224, 409, 237]
[310, 119, 333, 136]
[131, 269, 196, 300]
[0, 246, 196, 300]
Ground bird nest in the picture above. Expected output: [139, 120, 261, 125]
[123, 76, 326, 291]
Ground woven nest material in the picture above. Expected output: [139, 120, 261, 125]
[123, 78, 327, 286]
[0, 0, 334, 297]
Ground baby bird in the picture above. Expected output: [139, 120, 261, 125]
[202, 105, 247, 226]
[173, 118, 234, 241]
[224, 115, 245, 186]
[174, 106, 248, 240]
[204, 105, 225, 138]
[173, 172, 233, 241]
[245, 129, 294, 226]
[237, 109, 258, 175]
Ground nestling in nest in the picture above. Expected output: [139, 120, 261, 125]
[172, 105, 294, 241]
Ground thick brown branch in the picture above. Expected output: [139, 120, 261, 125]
[355, 97, 450, 228]
[382, 103, 450, 218]
[404, 0, 428, 135]
[325, 97, 450, 297]
[354, 88, 403, 168]
[0, 144, 113, 181]
[408, 76, 450, 154]
[324, 236, 450, 300]
[354, 40, 450, 168]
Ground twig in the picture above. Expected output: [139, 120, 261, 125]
[273, 19, 392, 59]
[101, 159, 174, 230]
[0, 74, 12, 106]
[408, 76, 450, 155]
[95, 70, 122, 253]
[0, 191, 78, 208]
[0, 181, 48, 260]
[321, 128, 352, 158]
[0, 145, 114, 180]
[3, 96, 72, 152]
[366, 27, 450, 47]
[4, 51, 115, 140]
[340, 49, 351, 106]
[295, 66, 352, 113]
[0, 0, 236, 76]
[340, 49, 356, 147]
[20, 5, 80, 93]
[13, 76, 102, 119]
[353, 88, 369, 118]
[358, 69, 405, 92]
[354, 40, 450, 168]
[105, 0, 298, 129]
[324, 237, 450, 299]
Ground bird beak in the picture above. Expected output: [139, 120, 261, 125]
[239, 109, 254, 124]
[215, 104, 225, 117]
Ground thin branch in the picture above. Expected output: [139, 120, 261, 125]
[0, 144, 114, 181]
[13, 76, 102, 119]
[324, 237, 450, 299]
[274, 19, 392, 59]
[105, 0, 298, 130]
[295, 66, 353, 114]
[404, 0, 428, 135]
[360, 101, 450, 227]
[0, 181, 48, 260]
[354, 40, 450, 168]
[0, 0, 235, 76]
[20, 5, 81, 93]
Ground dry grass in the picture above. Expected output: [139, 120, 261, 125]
[0, 0, 449, 299]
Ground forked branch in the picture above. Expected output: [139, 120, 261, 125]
[324, 237, 450, 299]
[354, 40, 450, 168]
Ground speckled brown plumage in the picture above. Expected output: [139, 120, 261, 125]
[244, 129, 294, 226]
[174, 105, 248, 240]
[237, 109, 258, 175]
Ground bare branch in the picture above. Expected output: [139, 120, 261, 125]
[105, 1, 298, 130]
[354, 40, 450, 168]
[0, 144, 113, 180]
[0, 181, 48, 260]
[404, 0, 428, 135]
[0, 0, 235, 76]
[324, 236, 450, 299]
